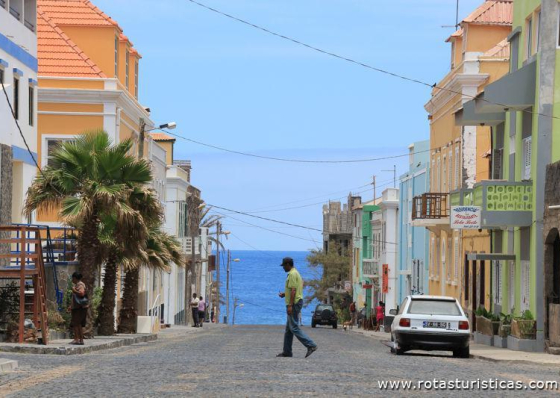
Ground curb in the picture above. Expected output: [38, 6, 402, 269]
[0, 358, 18, 372]
[470, 353, 560, 367]
[0, 334, 157, 355]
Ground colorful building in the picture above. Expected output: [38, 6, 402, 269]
[398, 141, 430, 302]
[413, 0, 512, 324]
[458, 0, 560, 352]
[0, 0, 38, 226]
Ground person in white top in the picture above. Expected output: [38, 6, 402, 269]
[190, 293, 200, 327]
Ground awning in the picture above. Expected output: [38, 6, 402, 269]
[454, 99, 505, 126]
[467, 253, 516, 261]
[475, 60, 536, 113]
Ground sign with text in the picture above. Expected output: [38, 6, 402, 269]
[382, 264, 389, 294]
[362, 284, 373, 289]
[451, 206, 481, 229]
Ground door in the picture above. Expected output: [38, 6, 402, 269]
[472, 260, 477, 331]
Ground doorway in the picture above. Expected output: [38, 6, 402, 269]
[545, 229, 560, 343]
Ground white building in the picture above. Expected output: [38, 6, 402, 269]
[371, 188, 399, 323]
[0, 0, 38, 225]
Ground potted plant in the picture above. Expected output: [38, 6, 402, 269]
[475, 307, 500, 336]
[498, 312, 512, 338]
[511, 310, 536, 340]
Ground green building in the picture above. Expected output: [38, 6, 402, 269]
[454, 0, 560, 352]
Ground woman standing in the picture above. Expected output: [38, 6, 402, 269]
[374, 301, 385, 332]
[69, 272, 88, 345]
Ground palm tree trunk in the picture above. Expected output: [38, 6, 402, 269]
[118, 267, 139, 333]
[77, 212, 100, 338]
[97, 249, 118, 335]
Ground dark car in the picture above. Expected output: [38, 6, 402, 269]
[311, 304, 338, 329]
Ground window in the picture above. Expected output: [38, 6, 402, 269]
[521, 260, 530, 312]
[431, 159, 435, 190]
[526, 17, 533, 58]
[135, 61, 139, 98]
[448, 150, 452, 190]
[509, 260, 515, 312]
[408, 299, 461, 316]
[125, 49, 129, 89]
[436, 157, 441, 192]
[430, 237, 435, 278]
[493, 148, 504, 180]
[464, 254, 469, 301]
[436, 237, 440, 278]
[442, 155, 447, 191]
[45, 138, 75, 166]
[523, 136, 532, 180]
[13, 77, 19, 119]
[114, 35, 119, 77]
[494, 261, 502, 305]
[454, 237, 460, 281]
[454, 147, 460, 189]
[28, 86, 33, 126]
[442, 238, 446, 281]
[535, 10, 541, 52]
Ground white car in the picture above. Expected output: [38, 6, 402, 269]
[389, 295, 471, 358]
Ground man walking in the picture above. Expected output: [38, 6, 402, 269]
[190, 293, 200, 327]
[277, 257, 318, 358]
[198, 296, 206, 327]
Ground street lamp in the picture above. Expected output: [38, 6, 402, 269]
[225, 252, 239, 324]
[232, 298, 244, 325]
[138, 120, 177, 158]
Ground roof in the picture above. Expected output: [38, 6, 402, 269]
[446, 28, 463, 43]
[463, 0, 513, 26]
[151, 133, 176, 142]
[37, 0, 121, 29]
[37, 9, 105, 77]
[482, 38, 510, 57]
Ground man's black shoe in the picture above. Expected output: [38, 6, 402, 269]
[305, 346, 318, 358]
[276, 352, 292, 357]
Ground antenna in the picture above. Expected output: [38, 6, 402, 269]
[441, 0, 460, 29]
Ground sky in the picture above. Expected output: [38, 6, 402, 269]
[94, 0, 483, 251]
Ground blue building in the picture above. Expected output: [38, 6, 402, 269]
[398, 141, 430, 302]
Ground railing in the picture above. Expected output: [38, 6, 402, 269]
[0, 0, 6, 9]
[412, 193, 449, 220]
[363, 259, 378, 277]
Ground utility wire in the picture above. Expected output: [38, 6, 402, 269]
[186, 0, 560, 122]
[163, 129, 427, 164]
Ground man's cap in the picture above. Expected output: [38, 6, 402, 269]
[280, 257, 294, 267]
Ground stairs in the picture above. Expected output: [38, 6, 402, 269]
[0, 226, 50, 345]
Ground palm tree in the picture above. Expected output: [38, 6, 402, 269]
[118, 226, 184, 333]
[97, 186, 164, 335]
[24, 131, 152, 298]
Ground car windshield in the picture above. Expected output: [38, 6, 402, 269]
[407, 299, 462, 316]
[316, 305, 333, 312]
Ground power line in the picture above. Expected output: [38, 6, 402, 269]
[163, 129, 427, 164]
[186, 0, 560, 123]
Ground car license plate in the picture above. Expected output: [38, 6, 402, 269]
[423, 321, 448, 329]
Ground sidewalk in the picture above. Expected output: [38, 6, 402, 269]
[349, 328, 560, 367]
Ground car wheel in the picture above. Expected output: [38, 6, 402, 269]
[454, 346, 470, 359]
[333, 323, 337, 329]
[395, 346, 407, 355]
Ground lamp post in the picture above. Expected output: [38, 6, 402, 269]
[138, 120, 177, 159]
[214, 223, 230, 324]
[225, 254, 240, 324]
[232, 298, 244, 325]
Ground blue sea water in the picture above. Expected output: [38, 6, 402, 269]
[216, 250, 321, 325]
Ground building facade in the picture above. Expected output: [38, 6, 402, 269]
[398, 141, 430, 302]
[413, 0, 512, 325]
[0, 0, 38, 227]
[457, 0, 560, 352]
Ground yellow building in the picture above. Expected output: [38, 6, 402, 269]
[36, 0, 166, 323]
[412, 0, 512, 322]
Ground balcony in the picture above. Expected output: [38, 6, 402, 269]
[411, 193, 450, 228]
[470, 180, 533, 228]
[362, 258, 379, 278]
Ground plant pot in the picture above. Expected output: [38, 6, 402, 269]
[476, 316, 495, 336]
[499, 324, 511, 338]
[511, 319, 536, 340]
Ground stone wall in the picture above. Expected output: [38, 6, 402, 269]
[0, 144, 13, 266]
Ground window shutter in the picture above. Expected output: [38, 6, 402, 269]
[509, 260, 515, 312]
[498, 262, 502, 305]
[454, 147, 460, 189]
[521, 260, 530, 311]
[454, 237, 460, 281]
[493, 148, 503, 180]
[448, 150, 453, 190]
[447, 238, 452, 282]
[523, 137, 532, 180]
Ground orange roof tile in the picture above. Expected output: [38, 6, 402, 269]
[37, 0, 121, 29]
[446, 28, 463, 42]
[130, 48, 142, 59]
[151, 133, 176, 142]
[483, 38, 510, 57]
[463, 0, 513, 26]
[37, 9, 106, 77]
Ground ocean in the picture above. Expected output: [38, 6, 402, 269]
[216, 250, 321, 325]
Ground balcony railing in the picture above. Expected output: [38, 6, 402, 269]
[412, 193, 449, 220]
[363, 259, 378, 278]
[9, 6, 20, 20]
[24, 20, 35, 32]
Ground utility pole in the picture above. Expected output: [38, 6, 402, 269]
[372, 175, 376, 201]
[382, 165, 397, 189]
[215, 221, 221, 324]
[226, 250, 230, 325]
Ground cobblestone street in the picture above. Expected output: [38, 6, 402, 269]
[1, 325, 560, 397]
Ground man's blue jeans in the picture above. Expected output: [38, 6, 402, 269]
[283, 300, 316, 355]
